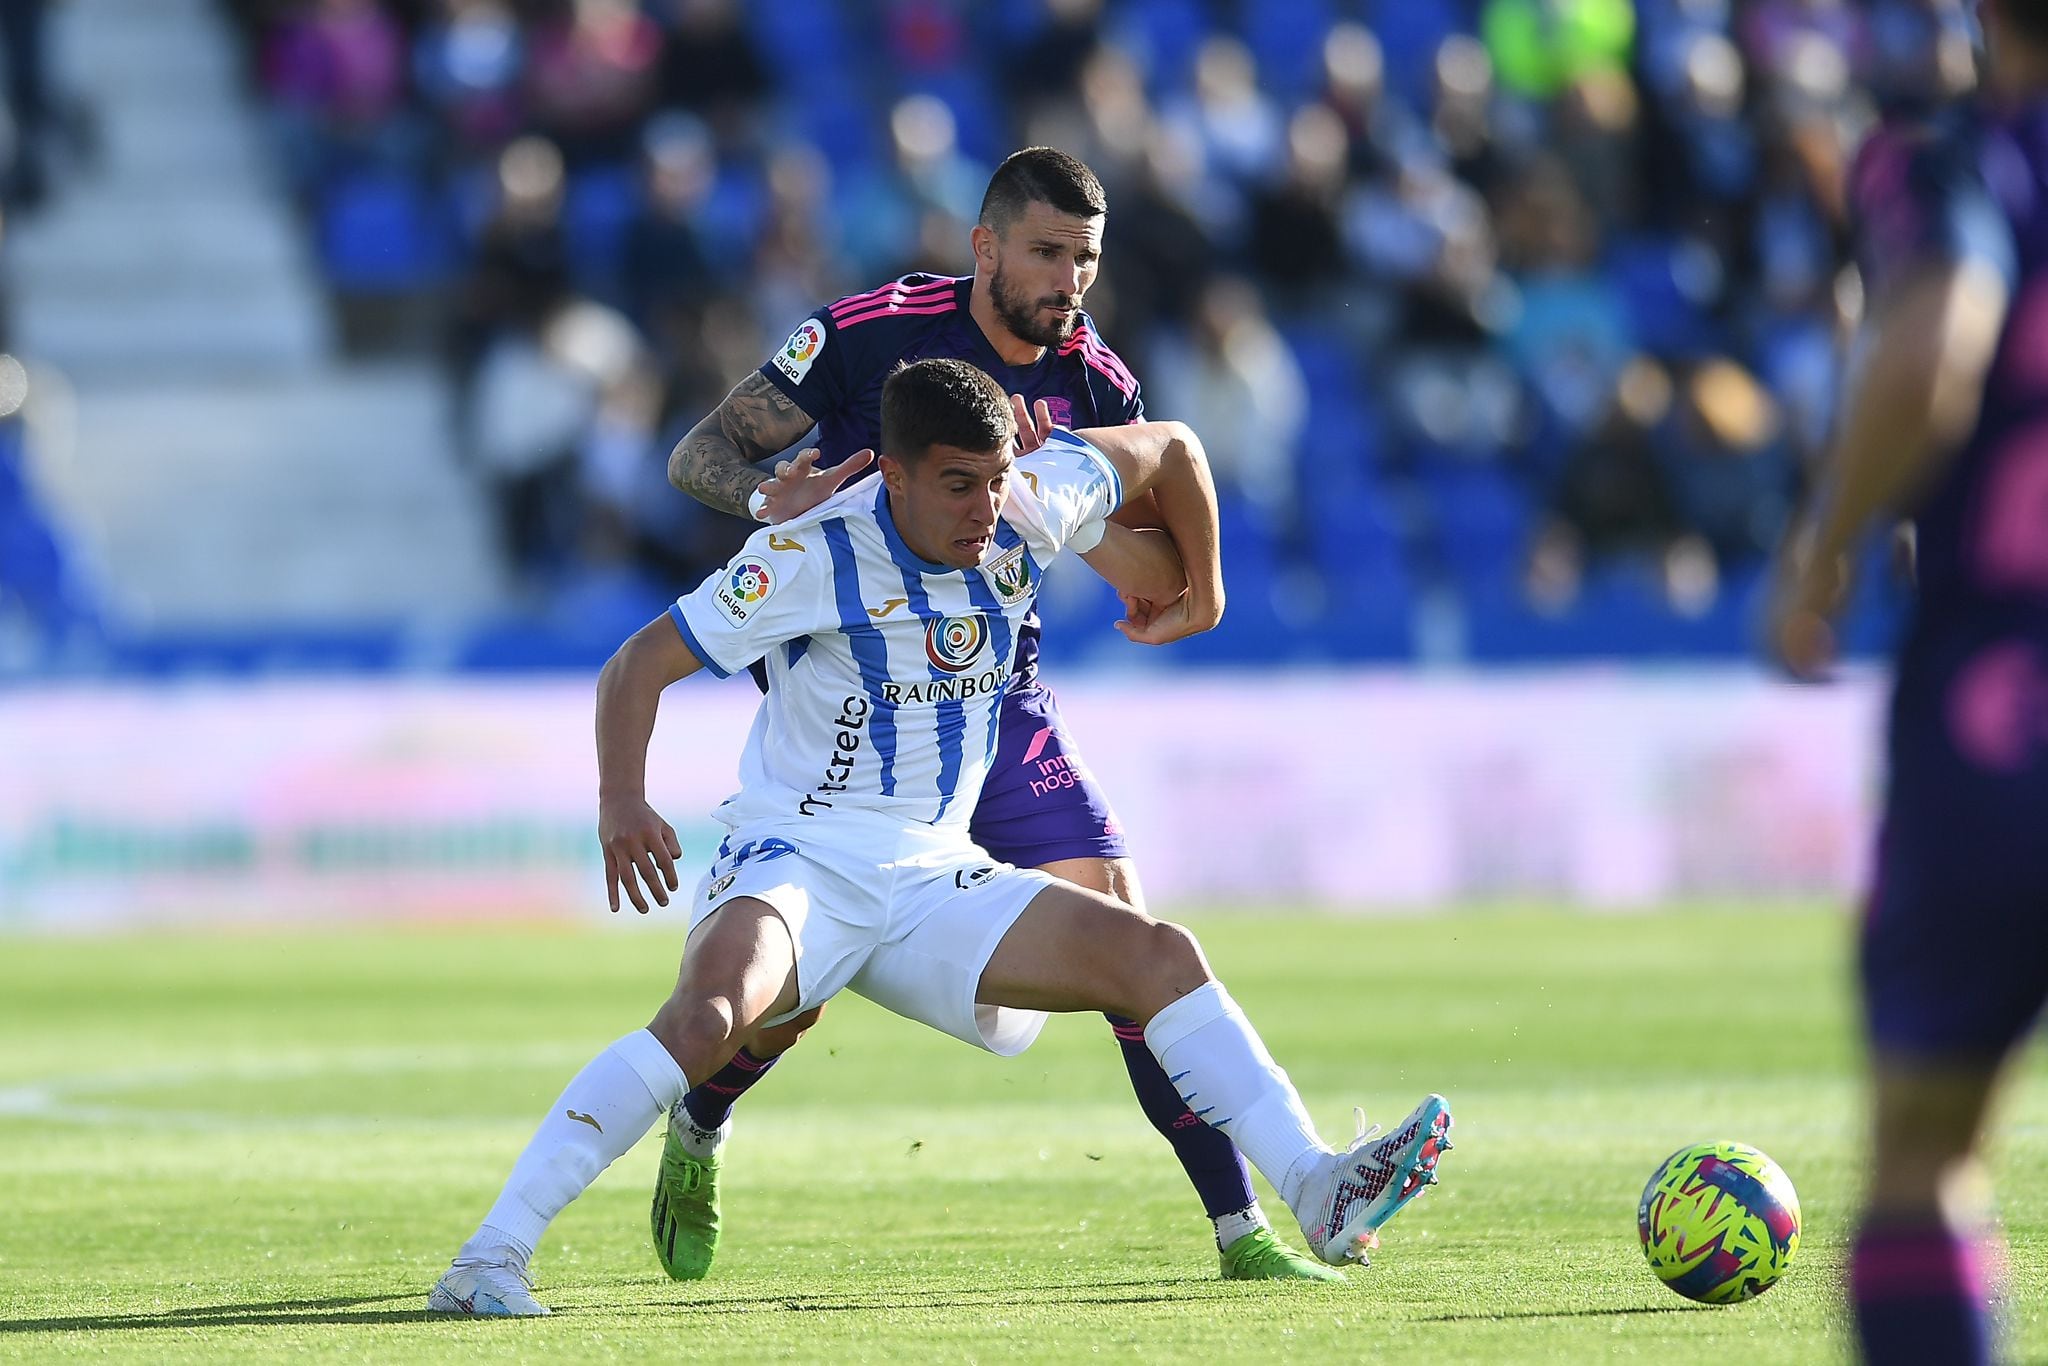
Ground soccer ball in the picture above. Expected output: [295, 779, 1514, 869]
[1637, 1141, 1801, 1304]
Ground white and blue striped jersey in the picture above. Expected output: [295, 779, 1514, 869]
[671, 429, 1123, 830]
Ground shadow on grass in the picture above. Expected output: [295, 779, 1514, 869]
[0, 1276, 1256, 1334]
[0, 1294, 435, 1333]
[1415, 1303, 1701, 1323]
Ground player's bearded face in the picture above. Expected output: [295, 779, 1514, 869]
[990, 261, 1080, 348]
[985, 207, 1103, 349]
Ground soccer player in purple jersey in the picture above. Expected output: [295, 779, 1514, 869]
[1768, 4, 2048, 1360]
[657, 148, 1338, 1282]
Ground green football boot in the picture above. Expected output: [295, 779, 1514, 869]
[650, 1109, 723, 1281]
[1219, 1226, 1348, 1282]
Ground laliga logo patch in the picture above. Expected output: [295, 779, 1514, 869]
[985, 543, 1031, 605]
[771, 320, 826, 384]
[714, 557, 775, 625]
[925, 614, 987, 673]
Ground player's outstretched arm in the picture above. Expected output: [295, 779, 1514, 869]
[1074, 420, 1224, 644]
[667, 371, 838, 520]
[1768, 258, 2008, 677]
[595, 616, 704, 914]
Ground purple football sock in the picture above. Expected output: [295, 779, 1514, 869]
[1106, 1012, 1259, 1220]
[680, 1046, 779, 1132]
[1851, 1219, 1997, 1366]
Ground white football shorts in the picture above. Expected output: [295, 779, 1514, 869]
[686, 813, 1056, 1055]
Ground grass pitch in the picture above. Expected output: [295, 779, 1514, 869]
[1, 908, 2042, 1363]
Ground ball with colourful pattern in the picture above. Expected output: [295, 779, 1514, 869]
[1637, 1140, 1801, 1304]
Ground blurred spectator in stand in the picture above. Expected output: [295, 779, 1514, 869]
[450, 136, 574, 453]
[749, 140, 841, 362]
[525, 0, 663, 167]
[1528, 355, 1685, 611]
[652, 0, 770, 151]
[1355, 160, 1518, 460]
[0, 0, 54, 208]
[1738, 0, 1866, 85]
[1862, 0, 1978, 110]
[1656, 355, 1794, 578]
[1316, 22, 1427, 182]
[1552, 68, 1642, 228]
[1148, 275, 1308, 534]
[262, 0, 416, 200]
[1638, 28, 1757, 251]
[621, 112, 716, 372]
[1025, 41, 1152, 193]
[1159, 34, 1281, 247]
[1103, 124, 1215, 367]
[1001, 0, 1105, 124]
[1494, 155, 1627, 447]
[1247, 103, 1351, 313]
[1480, 0, 1634, 103]
[839, 94, 987, 281]
[412, 0, 526, 164]
[466, 298, 642, 586]
[1426, 34, 1516, 199]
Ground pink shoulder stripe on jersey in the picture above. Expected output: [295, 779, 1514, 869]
[827, 276, 958, 322]
[834, 298, 960, 330]
[826, 275, 949, 317]
[1059, 325, 1139, 398]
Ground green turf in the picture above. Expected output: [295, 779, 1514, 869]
[0, 908, 2042, 1363]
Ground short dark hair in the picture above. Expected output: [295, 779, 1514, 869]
[978, 147, 1108, 233]
[882, 359, 1015, 463]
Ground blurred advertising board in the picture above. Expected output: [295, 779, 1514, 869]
[0, 672, 1885, 928]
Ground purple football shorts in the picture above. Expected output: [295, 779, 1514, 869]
[968, 679, 1129, 869]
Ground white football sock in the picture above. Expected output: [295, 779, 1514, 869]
[1213, 1204, 1270, 1251]
[1145, 983, 1331, 1218]
[462, 1029, 687, 1261]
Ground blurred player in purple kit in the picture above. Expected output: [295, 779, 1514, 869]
[657, 148, 1338, 1282]
[1769, 3, 2048, 1360]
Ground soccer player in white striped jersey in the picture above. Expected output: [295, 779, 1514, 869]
[428, 360, 1452, 1315]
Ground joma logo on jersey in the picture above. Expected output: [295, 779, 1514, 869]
[925, 614, 987, 673]
[985, 544, 1031, 605]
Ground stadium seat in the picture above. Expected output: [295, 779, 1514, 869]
[563, 164, 645, 295]
[1109, 0, 1211, 91]
[1419, 462, 1535, 592]
[1239, 0, 1338, 101]
[1365, 0, 1469, 108]
[1462, 562, 1756, 663]
[317, 172, 457, 294]
[1605, 234, 1724, 358]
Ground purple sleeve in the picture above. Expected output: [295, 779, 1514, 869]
[1851, 120, 2018, 300]
[757, 308, 854, 421]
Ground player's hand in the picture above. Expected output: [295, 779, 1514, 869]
[1115, 589, 1207, 646]
[1765, 539, 1850, 682]
[598, 794, 682, 914]
[755, 447, 873, 524]
[1010, 394, 1053, 454]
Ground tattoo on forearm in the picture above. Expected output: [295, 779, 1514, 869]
[667, 373, 815, 518]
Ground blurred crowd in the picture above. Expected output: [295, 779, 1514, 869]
[207, 1, 1976, 660]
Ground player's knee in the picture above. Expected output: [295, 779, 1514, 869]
[647, 994, 744, 1082]
[1121, 919, 1213, 1018]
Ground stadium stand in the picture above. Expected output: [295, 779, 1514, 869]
[4, 0, 1954, 673]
